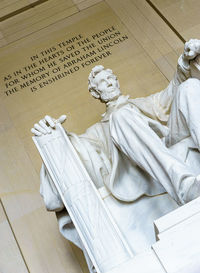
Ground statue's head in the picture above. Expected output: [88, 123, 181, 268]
[88, 65, 121, 103]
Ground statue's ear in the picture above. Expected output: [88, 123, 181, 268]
[90, 90, 100, 99]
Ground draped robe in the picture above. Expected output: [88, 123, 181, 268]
[40, 55, 199, 272]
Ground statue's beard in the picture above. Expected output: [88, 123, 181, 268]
[100, 88, 121, 103]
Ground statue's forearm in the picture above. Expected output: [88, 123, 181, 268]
[160, 54, 191, 105]
[174, 54, 191, 85]
[136, 54, 192, 122]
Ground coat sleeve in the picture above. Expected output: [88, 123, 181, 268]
[131, 54, 191, 123]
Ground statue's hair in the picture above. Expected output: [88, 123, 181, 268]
[88, 65, 113, 93]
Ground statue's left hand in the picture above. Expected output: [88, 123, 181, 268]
[31, 115, 66, 136]
[183, 39, 200, 60]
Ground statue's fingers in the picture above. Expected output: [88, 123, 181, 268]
[184, 51, 190, 59]
[58, 115, 67, 124]
[45, 115, 55, 128]
[185, 40, 197, 53]
[188, 50, 195, 57]
[39, 119, 51, 133]
[31, 128, 42, 136]
[34, 123, 47, 134]
[194, 41, 200, 53]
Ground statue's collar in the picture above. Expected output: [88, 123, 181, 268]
[101, 95, 130, 122]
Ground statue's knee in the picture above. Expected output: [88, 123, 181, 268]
[178, 78, 200, 100]
[179, 78, 200, 93]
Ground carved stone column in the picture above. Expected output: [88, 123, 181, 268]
[33, 124, 133, 273]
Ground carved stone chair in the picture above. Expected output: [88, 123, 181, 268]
[33, 122, 200, 273]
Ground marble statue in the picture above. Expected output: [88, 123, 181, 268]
[31, 39, 200, 273]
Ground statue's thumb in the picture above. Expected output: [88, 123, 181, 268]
[58, 115, 67, 123]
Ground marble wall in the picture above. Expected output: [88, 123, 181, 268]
[0, 1, 199, 272]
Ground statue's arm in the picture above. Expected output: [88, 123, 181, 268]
[156, 39, 200, 108]
[176, 39, 200, 84]
[132, 39, 200, 123]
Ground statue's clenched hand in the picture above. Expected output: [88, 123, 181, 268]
[31, 115, 66, 136]
[183, 39, 200, 61]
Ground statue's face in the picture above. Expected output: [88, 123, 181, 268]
[93, 70, 121, 102]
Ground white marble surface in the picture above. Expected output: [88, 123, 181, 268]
[32, 39, 200, 273]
